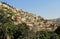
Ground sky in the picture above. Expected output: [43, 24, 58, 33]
[0, 0, 60, 19]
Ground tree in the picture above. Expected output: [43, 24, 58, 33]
[55, 26, 60, 34]
[14, 23, 29, 39]
[35, 31, 50, 39]
[50, 33, 59, 39]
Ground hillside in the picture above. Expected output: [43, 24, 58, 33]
[51, 18, 60, 26]
[0, 2, 58, 32]
[0, 2, 60, 39]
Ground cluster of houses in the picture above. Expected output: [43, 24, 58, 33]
[0, 2, 58, 32]
[11, 8, 58, 32]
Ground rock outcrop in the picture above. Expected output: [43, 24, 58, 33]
[0, 2, 58, 32]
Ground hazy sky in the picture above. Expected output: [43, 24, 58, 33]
[0, 0, 60, 19]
